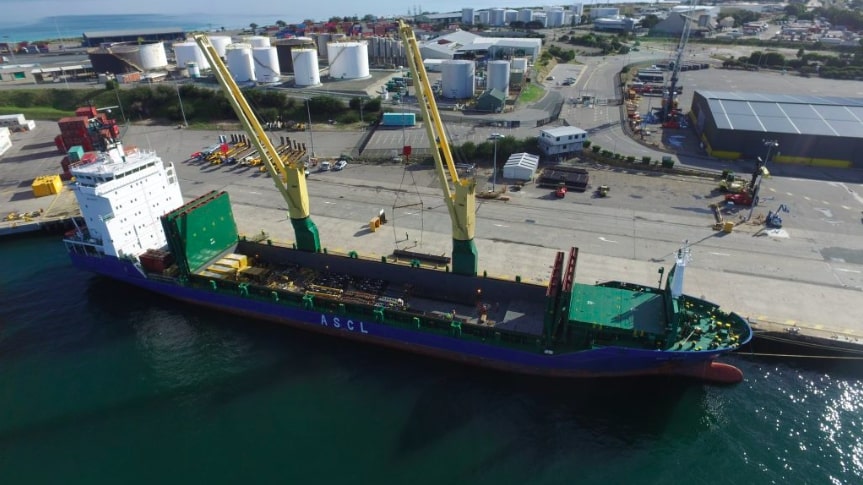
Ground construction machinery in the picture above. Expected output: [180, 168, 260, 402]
[766, 204, 789, 228]
[398, 21, 478, 276]
[596, 185, 610, 198]
[193, 34, 320, 252]
[718, 170, 747, 193]
[555, 184, 567, 198]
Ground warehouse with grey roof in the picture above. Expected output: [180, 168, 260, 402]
[689, 90, 863, 168]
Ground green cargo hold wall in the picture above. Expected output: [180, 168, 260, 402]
[161, 191, 238, 275]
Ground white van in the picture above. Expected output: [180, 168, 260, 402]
[320, 161, 331, 171]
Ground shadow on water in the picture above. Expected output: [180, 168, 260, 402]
[394, 360, 708, 461]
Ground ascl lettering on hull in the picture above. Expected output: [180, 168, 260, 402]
[320, 315, 369, 334]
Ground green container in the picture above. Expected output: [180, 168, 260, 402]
[67, 145, 84, 162]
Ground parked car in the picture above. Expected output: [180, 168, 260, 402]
[320, 161, 331, 171]
[334, 160, 348, 171]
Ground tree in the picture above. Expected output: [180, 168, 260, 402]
[249, 23, 258, 33]
[640, 14, 660, 30]
[276, 20, 287, 28]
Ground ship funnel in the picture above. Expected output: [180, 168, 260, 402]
[670, 240, 691, 298]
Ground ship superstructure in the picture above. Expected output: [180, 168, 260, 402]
[64, 143, 183, 260]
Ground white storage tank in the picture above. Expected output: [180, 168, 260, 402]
[490, 8, 506, 26]
[461, 8, 475, 24]
[511, 57, 528, 71]
[327, 41, 370, 80]
[315, 33, 331, 57]
[292, 49, 320, 86]
[174, 41, 209, 70]
[518, 9, 534, 23]
[226, 43, 255, 83]
[253, 46, 280, 83]
[138, 42, 168, 70]
[487, 60, 511, 96]
[547, 8, 566, 27]
[209, 35, 232, 57]
[441, 60, 475, 99]
[187, 61, 200, 78]
[244, 36, 270, 48]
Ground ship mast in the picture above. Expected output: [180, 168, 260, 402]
[397, 21, 478, 276]
[193, 34, 321, 252]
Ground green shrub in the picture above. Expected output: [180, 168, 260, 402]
[591, 145, 601, 153]
[600, 150, 612, 157]
[626, 156, 636, 163]
[641, 156, 652, 164]
[583, 140, 591, 149]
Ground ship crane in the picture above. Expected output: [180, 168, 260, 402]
[397, 21, 478, 276]
[662, 0, 697, 123]
[193, 34, 321, 252]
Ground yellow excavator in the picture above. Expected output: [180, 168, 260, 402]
[398, 21, 478, 276]
[193, 34, 320, 252]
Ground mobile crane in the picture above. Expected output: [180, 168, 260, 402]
[398, 21, 478, 276]
[193, 34, 320, 252]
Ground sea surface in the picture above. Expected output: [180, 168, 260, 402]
[1, 234, 861, 484]
[0, 14, 283, 44]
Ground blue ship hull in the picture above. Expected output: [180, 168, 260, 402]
[69, 252, 742, 382]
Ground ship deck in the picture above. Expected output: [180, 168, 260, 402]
[194, 245, 550, 338]
[568, 284, 666, 335]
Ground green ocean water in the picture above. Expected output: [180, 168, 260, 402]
[1, 236, 861, 484]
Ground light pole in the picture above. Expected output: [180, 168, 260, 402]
[305, 98, 315, 162]
[489, 132, 503, 192]
[175, 81, 188, 127]
[113, 80, 127, 124]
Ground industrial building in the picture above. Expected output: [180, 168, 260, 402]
[690, 90, 863, 168]
[502, 152, 539, 180]
[82, 28, 186, 47]
[418, 30, 542, 62]
[538, 126, 588, 158]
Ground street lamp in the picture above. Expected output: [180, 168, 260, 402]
[489, 132, 504, 191]
[175, 81, 188, 127]
[112, 79, 127, 124]
[305, 98, 315, 162]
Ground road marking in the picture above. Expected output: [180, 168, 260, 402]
[709, 252, 730, 256]
[785, 192, 793, 196]
[841, 205, 851, 210]
[598, 237, 618, 243]
[493, 224, 509, 228]
[835, 268, 862, 274]
[803, 196, 811, 201]
[768, 188, 776, 192]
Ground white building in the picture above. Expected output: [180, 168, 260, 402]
[590, 7, 619, 19]
[502, 152, 539, 181]
[0, 127, 11, 157]
[538, 126, 588, 157]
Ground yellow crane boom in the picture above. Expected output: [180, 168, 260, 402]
[397, 21, 478, 276]
[193, 34, 320, 252]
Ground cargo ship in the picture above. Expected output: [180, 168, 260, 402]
[62, 29, 751, 384]
[62, 141, 751, 383]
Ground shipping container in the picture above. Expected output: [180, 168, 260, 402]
[75, 106, 98, 118]
[381, 112, 416, 127]
[54, 134, 67, 153]
[67, 145, 84, 162]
